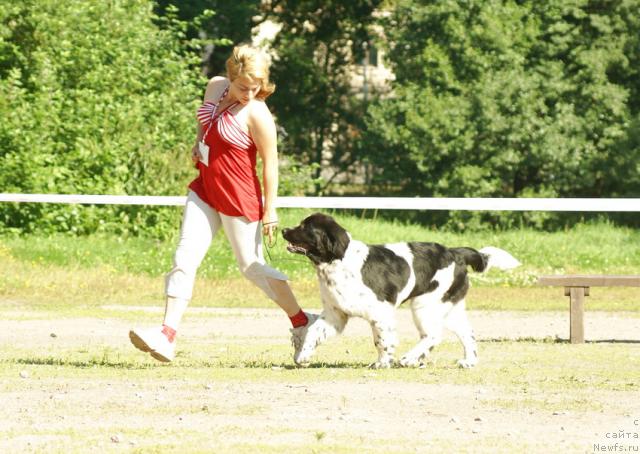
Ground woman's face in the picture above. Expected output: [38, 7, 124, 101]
[230, 76, 261, 105]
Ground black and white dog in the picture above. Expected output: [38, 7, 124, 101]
[282, 213, 520, 368]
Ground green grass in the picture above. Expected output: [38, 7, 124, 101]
[2, 210, 639, 281]
[1, 212, 639, 312]
[2, 337, 638, 392]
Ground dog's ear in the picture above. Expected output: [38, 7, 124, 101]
[329, 227, 349, 259]
[318, 221, 349, 261]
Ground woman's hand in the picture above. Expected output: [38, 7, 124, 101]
[191, 143, 201, 165]
[262, 208, 278, 246]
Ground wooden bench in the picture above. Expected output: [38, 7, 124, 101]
[537, 275, 640, 344]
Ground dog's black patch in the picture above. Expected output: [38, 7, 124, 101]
[406, 243, 485, 303]
[450, 247, 489, 272]
[361, 245, 411, 303]
[407, 242, 454, 299]
[443, 257, 470, 303]
[441, 247, 488, 303]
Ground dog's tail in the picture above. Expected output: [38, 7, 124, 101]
[451, 246, 520, 273]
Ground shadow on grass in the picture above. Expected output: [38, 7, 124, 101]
[585, 339, 640, 344]
[244, 361, 373, 370]
[11, 357, 156, 369]
[9, 356, 373, 370]
[480, 337, 640, 344]
[9, 337, 638, 371]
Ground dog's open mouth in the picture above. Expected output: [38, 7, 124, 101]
[286, 243, 308, 254]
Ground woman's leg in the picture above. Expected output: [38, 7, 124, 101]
[130, 191, 220, 361]
[164, 191, 221, 328]
[219, 213, 304, 318]
[220, 214, 319, 363]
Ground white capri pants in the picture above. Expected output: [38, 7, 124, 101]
[165, 191, 288, 301]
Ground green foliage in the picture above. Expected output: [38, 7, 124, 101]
[363, 0, 640, 228]
[266, 1, 383, 191]
[153, 0, 259, 76]
[2, 0, 639, 236]
[0, 0, 316, 237]
[0, 0, 205, 236]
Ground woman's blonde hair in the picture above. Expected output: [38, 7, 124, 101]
[226, 45, 275, 100]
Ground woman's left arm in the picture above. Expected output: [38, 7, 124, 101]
[249, 101, 279, 241]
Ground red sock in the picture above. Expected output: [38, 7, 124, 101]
[161, 324, 176, 343]
[289, 310, 308, 328]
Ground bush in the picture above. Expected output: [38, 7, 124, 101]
[0, 0, 204, 237]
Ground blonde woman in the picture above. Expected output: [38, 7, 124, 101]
[129, 45, 317, 363]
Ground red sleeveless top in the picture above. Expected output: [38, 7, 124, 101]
[188, 88, 263, 222]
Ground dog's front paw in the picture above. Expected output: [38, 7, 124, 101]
[369, 359, 393, 369]
[456, 358, 478, 369]
[399, 354, 421, 368]
[294, 349, 313, 367]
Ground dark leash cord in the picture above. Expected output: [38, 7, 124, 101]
[264, 225, 277, 262]
[262, 223, 311, 265]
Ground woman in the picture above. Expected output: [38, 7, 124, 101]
[129, 45, 316, 363]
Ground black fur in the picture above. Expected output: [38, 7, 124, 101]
[361, 245, 411, 303]
[407, 243, 452, 300]
[282, 213, 349, 264]
[450, 247, 489, 272]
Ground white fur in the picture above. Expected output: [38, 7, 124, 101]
[479, 246, 521, 271]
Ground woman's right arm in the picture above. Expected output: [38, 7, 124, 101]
[192, 76, 227, 163]
[191, 123, 204, 164]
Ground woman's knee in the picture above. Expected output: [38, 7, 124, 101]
[165, 267, 195, 300]
[240, 262, 288, 300]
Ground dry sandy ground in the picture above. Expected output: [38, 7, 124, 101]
[1, 308, 639, 453]
[3, 306, 638, 344]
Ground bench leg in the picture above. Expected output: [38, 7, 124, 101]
[564, 286, 589, 344]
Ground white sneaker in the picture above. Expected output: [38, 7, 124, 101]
[290, 313, 319, 364]
[129, 326, 176, 362]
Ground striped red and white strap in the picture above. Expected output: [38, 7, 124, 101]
[196, 86, 229, 128]
[217, 114, 253, 149]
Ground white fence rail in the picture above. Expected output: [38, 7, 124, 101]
[1, 193, 639, 211]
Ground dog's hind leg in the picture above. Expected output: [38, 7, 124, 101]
[445, 300, 478, 368]
[295, 309, 348, 366]
[400, 297, 450, 367]
[368, 305, 398, 369]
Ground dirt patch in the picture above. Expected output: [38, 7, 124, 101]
[4, 306, 635, 344]
[1, 307, 639, 452]
[3, 376, 636, 452]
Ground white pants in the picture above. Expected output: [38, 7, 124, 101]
[165, 191, 288, 301]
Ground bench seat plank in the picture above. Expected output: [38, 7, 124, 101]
[538, 275, 640, 287]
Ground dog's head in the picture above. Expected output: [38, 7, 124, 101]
[282, 213, 350, 264]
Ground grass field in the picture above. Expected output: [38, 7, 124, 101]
[1, 210, 639, 312]
[1, 212, 639, 452]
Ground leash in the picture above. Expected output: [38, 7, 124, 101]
[264, 225, 277, 262]
[263, 223, 310, 265]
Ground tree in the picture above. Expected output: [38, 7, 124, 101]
[153, 0, 260, 76]
[265, 0, 383, 191]
[364, 0, 640, 227]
